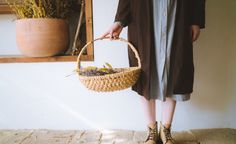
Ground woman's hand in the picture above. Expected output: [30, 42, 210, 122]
[100, 22, 123, 39]
[191, 25, 201, 42]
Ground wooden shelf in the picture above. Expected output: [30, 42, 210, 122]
[0, 5, 13, 14]
[0, 0, 94, 63]
[0, 55, 94, 63]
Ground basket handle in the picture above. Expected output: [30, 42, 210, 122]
[77, 37, 141, 70]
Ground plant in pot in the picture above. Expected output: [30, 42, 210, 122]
[7, 0, 78, 57]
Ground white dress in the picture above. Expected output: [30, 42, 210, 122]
[150, 0, 190, 101]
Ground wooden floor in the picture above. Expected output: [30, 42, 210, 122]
[0, 129, 235, 144]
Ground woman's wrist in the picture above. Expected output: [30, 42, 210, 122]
[114, 21, 125, 28]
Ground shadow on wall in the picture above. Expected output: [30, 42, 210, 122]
[191, 0, 236, 114]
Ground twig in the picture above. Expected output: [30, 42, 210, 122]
[72, 0, 85, 56]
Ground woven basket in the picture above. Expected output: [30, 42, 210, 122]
[77, 37, 141, 92]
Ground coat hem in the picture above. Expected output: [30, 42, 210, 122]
[132, 88, 191, 102]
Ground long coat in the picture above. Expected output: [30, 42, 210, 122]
[115, 0, 205, 100]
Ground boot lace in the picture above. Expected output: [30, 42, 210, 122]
[163, 127, 174, 143]
[146, 127, 157, 141]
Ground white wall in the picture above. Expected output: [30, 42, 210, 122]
[0, 0, 235, 131]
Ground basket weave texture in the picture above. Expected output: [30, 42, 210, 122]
[77, 37, 141, 92]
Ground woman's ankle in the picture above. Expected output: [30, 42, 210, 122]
[162, 122, 171, 129]
[148, 121, 158, 129]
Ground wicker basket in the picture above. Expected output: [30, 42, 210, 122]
[77, 37, 141, 92]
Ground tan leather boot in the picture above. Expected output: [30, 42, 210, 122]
[159, 122, 175, 144]
[144, 121, 159, 144]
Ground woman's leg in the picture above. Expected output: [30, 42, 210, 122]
[161, 97, 176, 127]
[140, 96, 176, 126]
[159, 97, 176, 144]
[140, 96, 156, 125]
[141, 96, 159, 143]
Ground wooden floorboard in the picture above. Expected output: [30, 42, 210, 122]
[0, 129, 202, 144]
[1, 129, 235, 143]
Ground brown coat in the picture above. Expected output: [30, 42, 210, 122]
[115, 0, 205, 100]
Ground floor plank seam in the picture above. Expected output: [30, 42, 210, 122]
[19, 131, 34, 144]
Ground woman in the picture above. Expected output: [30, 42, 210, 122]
[102, 0, 205, 144]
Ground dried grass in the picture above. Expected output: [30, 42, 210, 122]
[6, 0, 77, 19]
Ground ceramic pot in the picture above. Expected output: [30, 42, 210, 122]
[16, 18, 69, 57]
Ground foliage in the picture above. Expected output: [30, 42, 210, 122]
[6, 0, 78, 19]
[79, 63, 119, 76]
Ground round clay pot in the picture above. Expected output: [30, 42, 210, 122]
[16, 18, 69, 57]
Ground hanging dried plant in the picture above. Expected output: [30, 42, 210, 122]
[5, 0, 78, 19]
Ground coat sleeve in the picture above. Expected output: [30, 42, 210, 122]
[114, 0, 131, 27]
[191, 0, 206, 29]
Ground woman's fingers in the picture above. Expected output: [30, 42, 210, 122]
[100, 31, 110, 39]
[110, 31, 120, 39]
[109, 30, 114, 39]
[100, 29, 116, 39]
[100, 22, 123, 40]
[191, 25, 200, 42]
[192, 29, 198, 42]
